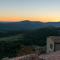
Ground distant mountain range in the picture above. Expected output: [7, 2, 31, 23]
[0, 20, 60, 31]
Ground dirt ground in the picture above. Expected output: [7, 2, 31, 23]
[39, 51, 60, 60]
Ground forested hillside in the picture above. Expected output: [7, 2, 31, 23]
[0, 27, 60, 59]
[24, 27, 60, 46]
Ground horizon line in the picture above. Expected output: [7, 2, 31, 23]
[0, 20, 60, 23]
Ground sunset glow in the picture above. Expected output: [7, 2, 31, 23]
[0, 17, 60, 22]
[0, 0, 60, 22]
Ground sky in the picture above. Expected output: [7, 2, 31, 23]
[0, 0, 60, 22]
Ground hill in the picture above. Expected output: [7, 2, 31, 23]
[0, 21, 60, 31]
[0, 26, 60, 58]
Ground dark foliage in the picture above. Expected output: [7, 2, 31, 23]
[0, 27, 60, 59]
[24, 27, 60, 46]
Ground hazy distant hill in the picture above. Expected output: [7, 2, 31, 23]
[47, 22, 60, 27]
[0, 20, 60, 31]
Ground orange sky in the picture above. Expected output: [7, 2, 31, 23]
[0, 17, 23, 22]
[0, 0, 60, 22]
[0, 17, 60, 22]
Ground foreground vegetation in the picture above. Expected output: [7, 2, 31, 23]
[0, 27, 60, 59]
